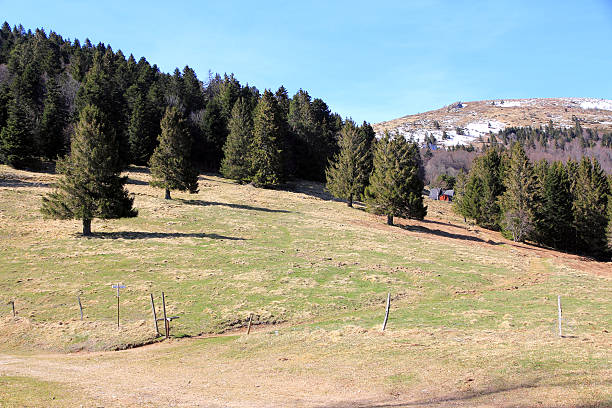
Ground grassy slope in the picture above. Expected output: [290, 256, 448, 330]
[0, 165, 610, 407]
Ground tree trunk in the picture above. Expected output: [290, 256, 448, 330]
[165, 188, 171, 200]
[347, 195, 353, 207]
[82, 219, 92, 236]
[387, 215, 393, 226]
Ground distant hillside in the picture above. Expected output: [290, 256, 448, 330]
[374, 98, 612, 146]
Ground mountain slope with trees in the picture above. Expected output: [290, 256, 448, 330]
[0, 22, 349, 183]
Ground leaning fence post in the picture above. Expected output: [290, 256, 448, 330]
[162, 292, 169, 339]
[247, 313, 253, 335]
[9, 301, 15, 317]
[557, 295, 563, 338]
[77, 296, 83, 320]
[382, 292, 391, 331]
[150, 294, 160, 337]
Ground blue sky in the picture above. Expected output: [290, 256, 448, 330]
[2, 0, 611, 123]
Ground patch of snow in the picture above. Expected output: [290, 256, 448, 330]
[576, 99, 612, 111]
[465, 120, 505, 136]
[495, 100, 522, 107]
[554, 97, 612, 111]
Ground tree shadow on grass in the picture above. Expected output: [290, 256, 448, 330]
[179, 199, 291, 213]
[126, 177, 149, 186]
[90, 231, 245, 240]
[0, 179, 51, 188]
[285, 179, 336, 201]
[399, 224, 501, 245]
[320, 378, 611, 407]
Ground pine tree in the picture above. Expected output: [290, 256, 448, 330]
[149, 106, 199, 199]
[453, 170, 469, 222]
[249, 90, 284, 188]
[218, 74, 240, 122]
[457, 147, 506, 230]
[181, 66, 204, 115]
[39, 77, 67, 160]
[325, 120, 369, 207]
[0, 95, 35, 168]
[532, 160, 573, 250]
[571, 157, 609, 257]
[127, 93, 155, 164]
[359, 121, 376, 177]
[404, 142, 427, 220]
[220, 97, 253, 182]
[199, 97, 226, 170]
[499, 142, 535, 242]
[365, 132, 427, 225]
[41, 104, 137, 235]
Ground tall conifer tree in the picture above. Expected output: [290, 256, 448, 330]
[532, 160, 573, 250]
[41, 104, 137, 235]
[326, 120, 369, 207]
[127, 93, 154, 164]
[0, 95, 35, 168]
[149, 106, 199, 199]
[571, 157, 609, 257]
[365, 132, 426, 225]
[39, 77, 67, 160]
[249, 90, 284, 188]
[220, 97, 253, 182]
[499, 142, 535, 242]
[457, 147, 506, 230]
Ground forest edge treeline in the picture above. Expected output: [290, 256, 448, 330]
[0, 23, 611, 259]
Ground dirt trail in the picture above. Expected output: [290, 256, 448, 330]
[0, 344, 396, 408]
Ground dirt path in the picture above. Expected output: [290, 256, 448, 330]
[0, 344, 399, 408]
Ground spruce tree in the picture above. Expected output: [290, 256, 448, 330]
[149, 106, 199, 199]
[365, 132, 427, 225]
[0, 95, 35, 168]
[532, 160, 573, 250]
[359, 121, 376, 177]
[127, 93, 154, 164]
[325, 120, 369, 207]
[571, 157, 609, 257]
[404, 142, 427, 219]
[499, 142, 535, 242]
[458, 147, 506, 230]
[39, 77, 67, 160]
[199, 97, 226, 170]
[220, 97, 253, 182]
[249, 90, 284, 188]
[41, 104, 137, 235]
[453, 170, 469, 222]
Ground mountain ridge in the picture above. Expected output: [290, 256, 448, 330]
[373, 97, 612, 146]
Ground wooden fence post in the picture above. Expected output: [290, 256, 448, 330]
[9, 301, 15, 317]
[382, 292, 390, 331]
[150, 294, 160, 337]
[557, 295, 563, 338]
[162, 292, 169, 339]
[77, 296, 83, 320]
[247, 313, 253, 335]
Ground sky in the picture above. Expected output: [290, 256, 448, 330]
[1, 0, 611, 123]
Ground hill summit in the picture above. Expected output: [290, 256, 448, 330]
[373, 98, 612, 146]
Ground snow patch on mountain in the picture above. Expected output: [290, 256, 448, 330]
[572, 98, 612, 111]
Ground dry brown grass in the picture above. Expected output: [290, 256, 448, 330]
[0, 165, 610, 407]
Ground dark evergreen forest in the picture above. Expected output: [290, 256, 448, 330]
[0, 22, 374, 183]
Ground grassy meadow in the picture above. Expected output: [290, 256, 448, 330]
[0, 164, 610, 407]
